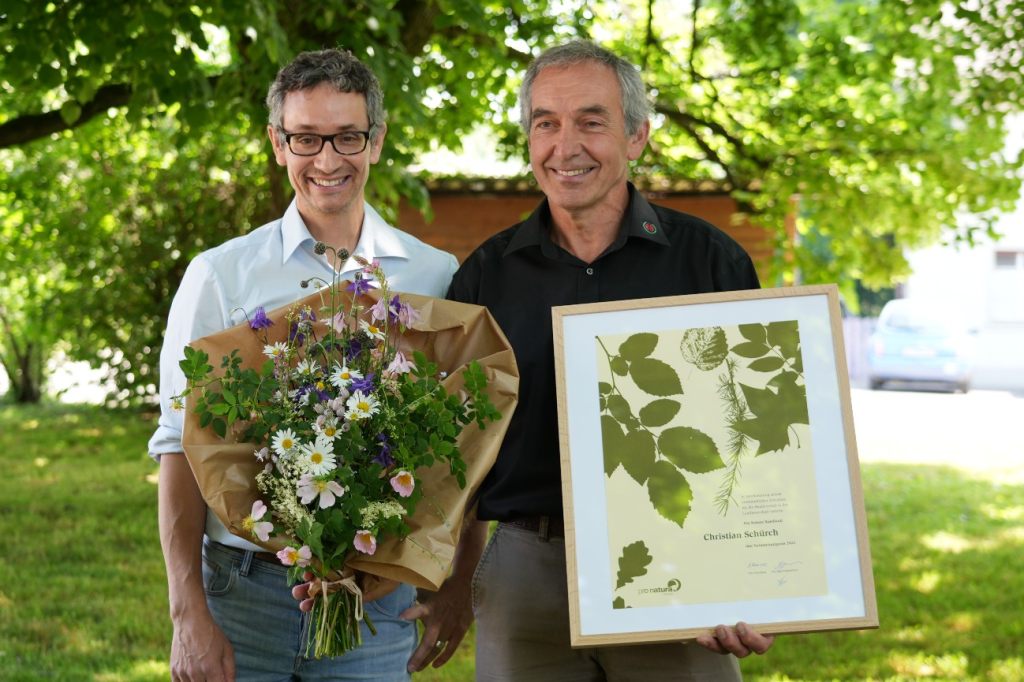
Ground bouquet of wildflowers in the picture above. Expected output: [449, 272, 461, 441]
[174, 243, 500, 658]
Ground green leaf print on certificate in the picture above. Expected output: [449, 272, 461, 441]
[629, 357, 682, 396]
[613, 596, 628, 609]
[658, 426, 727, 473]
[679, 326, 728, 370]
[727, 321, 808, 454]
[620, 429, 657, 485]
[618, 333, 659, 360]
[639, 398, 681, 427]
[733, 374, 808, 455]
[647, 460, 694, 528]
[602, 415, 626, 476]
[615, 540, 653, 588]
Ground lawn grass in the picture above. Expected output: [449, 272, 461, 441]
[1, 402, 1021, 681]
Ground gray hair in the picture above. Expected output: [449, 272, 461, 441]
[266, 48, 386, 139]
[519, 40, 651, 136]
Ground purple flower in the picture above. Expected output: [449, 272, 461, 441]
[288, 322, 306, 346]
[373, 434, 395, 467]
[249, 307, 273, 330]
[350, 373, 375, 395]
[346, 339, 363, 362]
[347, 275, 371, 297]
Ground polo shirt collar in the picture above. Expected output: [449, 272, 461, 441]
[502, 182, 671, 258]
[280, 200, 411, 266]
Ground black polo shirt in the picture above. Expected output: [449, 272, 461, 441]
[447, 183, 760, 521]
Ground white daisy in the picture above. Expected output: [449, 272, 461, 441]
[329, 364, 363, 389]
[301, 435, 337, 475]
[262, 342, 288, 360]
[345, 390, 379, 421]
[271, 428, 298, 457]
[293, 358, 320, 377]
[359, 319, 386, 341]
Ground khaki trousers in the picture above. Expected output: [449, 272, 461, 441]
[473, 523, 743, 681]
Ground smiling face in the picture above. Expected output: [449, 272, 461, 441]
[269, 82, 386, 233]
[527, 61, 649, 222]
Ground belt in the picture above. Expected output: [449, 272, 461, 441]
[210, 540, 279, 565]
[501, 516, 565, 541]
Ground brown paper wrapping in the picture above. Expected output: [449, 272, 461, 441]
[182, 284, 518, 591]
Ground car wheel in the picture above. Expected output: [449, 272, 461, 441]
[869, 378, 884, 390]
[957, 381, 970, 394]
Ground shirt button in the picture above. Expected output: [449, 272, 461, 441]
[586, 267, 594, 275]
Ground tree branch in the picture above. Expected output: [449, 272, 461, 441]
[654, 102, 769, 173]
[0, 83, 133, 149]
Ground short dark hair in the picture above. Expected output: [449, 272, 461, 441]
[266, 48, 386, 139]
[519, 40, 651, 136]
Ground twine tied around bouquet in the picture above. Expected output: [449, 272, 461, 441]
[308, 573, 364, 623]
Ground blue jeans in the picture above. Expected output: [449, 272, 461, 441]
[202, 538, 417, 681]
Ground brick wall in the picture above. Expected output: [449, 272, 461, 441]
[397, 189, 775, 279]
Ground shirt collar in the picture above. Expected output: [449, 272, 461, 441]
[281, 200, 315, 264]
[280, 200, 411, 267]
[502, 182, 671, 258]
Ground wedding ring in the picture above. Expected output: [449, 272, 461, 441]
[434, 639, 447, 650]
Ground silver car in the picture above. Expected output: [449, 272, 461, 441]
[867, 299, 975, 392]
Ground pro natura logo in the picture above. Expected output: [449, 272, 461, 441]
[639, 578, 682, 594]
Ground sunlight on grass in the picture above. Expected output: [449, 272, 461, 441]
[34, 457, 49, 467]
[21, 419, 40, 429]
[94, 659, 169, 682]
[989, 658, 1024, 681]
[920, 530, 972, 553]
[910, 570, 941, 593]
[944, 611, 979, 633]
[892, 625, 927, 642]
[980, 503, 1024, 521]
[889, 651, 968, 678]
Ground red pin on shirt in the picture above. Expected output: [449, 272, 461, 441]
[642, 221, 658, 234]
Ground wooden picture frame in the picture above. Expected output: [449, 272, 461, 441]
[552, 284, 877, 646]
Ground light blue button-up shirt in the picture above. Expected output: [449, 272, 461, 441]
[149, 200, 458, 549]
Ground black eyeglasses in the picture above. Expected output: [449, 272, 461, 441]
[279, 129, 372, 156]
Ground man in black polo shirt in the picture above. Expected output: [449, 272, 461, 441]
[405, 41, 775, 679]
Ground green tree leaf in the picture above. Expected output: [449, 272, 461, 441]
[658, 426, 727, 473]
[647, 460, 693, 528]
[618, 333, 659, 360]
[629, 358, 682, 396]
[615, 540, 653, 588]
[611, 356, 630, 376]
[639, 399, 681, 427]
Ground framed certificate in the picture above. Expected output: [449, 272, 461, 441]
[552, 284, 877, 646]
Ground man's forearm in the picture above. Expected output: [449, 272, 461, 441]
[158, 453, 209, 620]
[449, 515, 489, 583]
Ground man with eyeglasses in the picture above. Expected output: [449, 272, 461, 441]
[150, 48, 458, 681]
